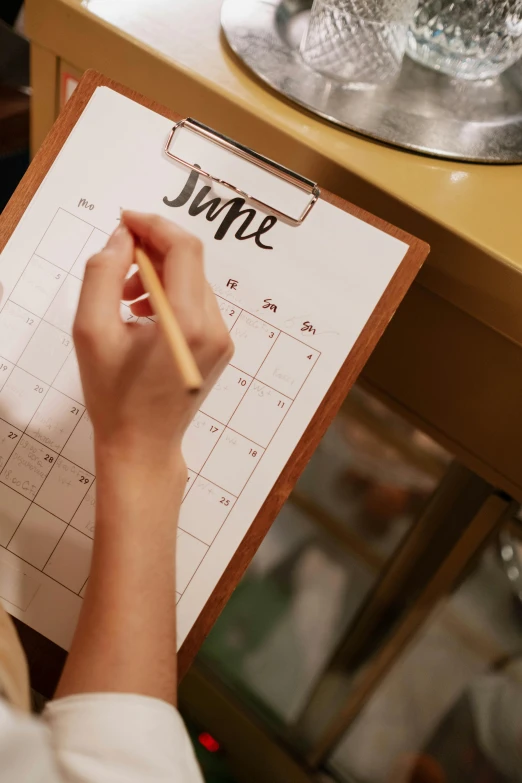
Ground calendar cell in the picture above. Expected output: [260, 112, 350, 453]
[27, 388, 85, 452]
[70, 228, 109, 279]
[184, 470, 197, 499]
[0, 358, 14, 392]
[0, 367, 49, 431]
[200, 365, 252, 424]
[1, 435, 54, 500]
[53, 350, 84, 405]
[201, 430, 263, 496]
[229, 382, 291, 448]
[230, 312, 280, 376]
[255, 333, 319, 399]
[215, 296, 241, 330]
[18, 321, 73, 385]
[61, 411, 95, 474]
[179, 478, 235, 545]
[10, 255, 66, 318]
[37, 457, 93, 523]
[176, 529, 208, 593]
[70, 481, 96, 539]
[44, 274, 82, 335]
[0, 302, 40, 363]
[36, 210, 92, 272]
[0, 554, 40, 612]
[0, 485, 30, 547]
[44, 526, 93, 592]
[182, 412, 223, 473]
[0, 420, 22, 472]
[8, 505, 66, 570]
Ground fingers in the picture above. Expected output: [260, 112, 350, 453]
[130, 286, 232, 373]
[74, 224, 134, 345]
[122, 212, 233, 379]
[123, 211, 197, 257]
[122, 211, 206, 336]
[129, 297, 153, 317]
[191, 285, 234, 379]
[123, 269, 147, 302]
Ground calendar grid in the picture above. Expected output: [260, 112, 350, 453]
[0, 412, 95, 595]
[0, 209, 103, 595]
[40, 223, 94, 314]
[0, 367, 91, 523]
[0, 434, 88, 501]
[227, 365, 294, 403]
[178, 327, 284, 547]
[0, 416, 90, 486]
[0, 210, 103, 597]
[0, 543, 88, 599]
[5, 208, 61, 294]
[178, 296, 320, 598]
[0, 208, 321, 606]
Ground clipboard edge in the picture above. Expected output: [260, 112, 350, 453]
[0, 69, 430, 682]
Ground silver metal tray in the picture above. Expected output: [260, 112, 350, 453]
[221, 0, 522, 163]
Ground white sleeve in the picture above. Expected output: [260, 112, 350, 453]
[43, 693, 205, 783]
[0, 699, 61, 783]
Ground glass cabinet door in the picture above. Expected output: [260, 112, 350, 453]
[198, 384, 451, 730]
[328, 513, 522, 783]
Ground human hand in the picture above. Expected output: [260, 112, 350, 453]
[73, 212, 232, 473]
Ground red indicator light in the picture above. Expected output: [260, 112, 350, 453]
[198, 732, 220, 753]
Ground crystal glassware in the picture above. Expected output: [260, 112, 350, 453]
[300, 0, 420, 87]
[408, 0, 522, 80]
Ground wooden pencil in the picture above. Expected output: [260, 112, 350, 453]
[134, 244, 203, 393]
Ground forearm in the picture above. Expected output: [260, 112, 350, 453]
[55, 447, 186, 706]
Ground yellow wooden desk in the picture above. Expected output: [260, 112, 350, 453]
[25, 0, 522, 499]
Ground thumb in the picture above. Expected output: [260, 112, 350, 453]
[75, 224, 134, 339]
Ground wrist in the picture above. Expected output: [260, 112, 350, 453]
[94, 426, 184, 469]
[94, 442, 187, 533]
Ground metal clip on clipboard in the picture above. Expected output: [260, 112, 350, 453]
[164, 118, 320, 225]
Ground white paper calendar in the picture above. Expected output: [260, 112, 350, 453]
[0, 86, 410, 651]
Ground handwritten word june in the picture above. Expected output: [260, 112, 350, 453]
[163, 167, 277, 249]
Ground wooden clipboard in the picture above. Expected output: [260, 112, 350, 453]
[0, 70, 429, 686]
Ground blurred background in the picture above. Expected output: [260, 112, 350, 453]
[0, 1, 28, 212]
